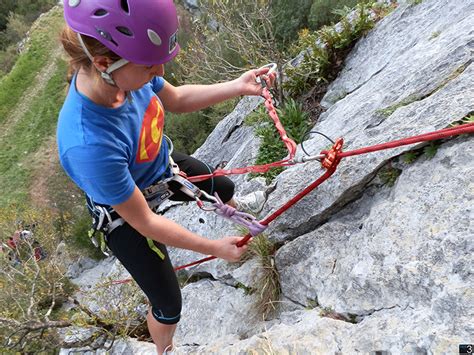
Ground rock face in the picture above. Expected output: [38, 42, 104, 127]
[168, 1, 473, 353]
[66, 0, 473, 353]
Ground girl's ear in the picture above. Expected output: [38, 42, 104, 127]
[92, 56, 113, 72]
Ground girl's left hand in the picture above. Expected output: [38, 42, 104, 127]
[237, 67, 277, 96]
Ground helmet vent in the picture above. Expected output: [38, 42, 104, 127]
[93, 9, 108, 17]
[116, 26, 133, 37]
[120, 0, 130, 14]
[96, 28, 117, 46]
[147, 29, 162, 46]
[68, 0, 81, 7]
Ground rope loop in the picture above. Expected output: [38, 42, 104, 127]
[321, 138, 344, 170]
[212, 193, 267, 236]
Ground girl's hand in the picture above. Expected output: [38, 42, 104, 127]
[237, 67, 277, 96]
[211, 236, 250, 262]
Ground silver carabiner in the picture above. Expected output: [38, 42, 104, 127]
[196, 190, 218, 211]
[255, 62, 277, 87]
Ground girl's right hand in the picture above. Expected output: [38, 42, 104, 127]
[212, 236, 250, 262]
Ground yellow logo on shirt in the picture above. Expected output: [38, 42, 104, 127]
[137, 96, 164, 163]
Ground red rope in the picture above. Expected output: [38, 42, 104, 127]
[109, 122, 473, 281]
[174, 122, 473, 271]
[188, 87, 297, 183]
[339, 122, 474, 158]
[174, 138, 344, 271]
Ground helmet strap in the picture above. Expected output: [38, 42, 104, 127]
[77, 33, 128, 86]
[101, 59, 129, 86]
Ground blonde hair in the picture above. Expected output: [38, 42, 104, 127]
[60, 25, 121, 83]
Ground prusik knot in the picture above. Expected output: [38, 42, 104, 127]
[321, 138, 344, 170]
[212, 193, 267, 236]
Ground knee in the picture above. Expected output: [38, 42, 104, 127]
[150, 300, 181, 325]
[215, 176, 235, 203]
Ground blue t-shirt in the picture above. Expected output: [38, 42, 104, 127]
[57, 75, 170, 206]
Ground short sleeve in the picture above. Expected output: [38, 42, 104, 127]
[151, 76, 165, 93]
[60, 145, 135, 206]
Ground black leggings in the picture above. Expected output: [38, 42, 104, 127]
[106, 152, 234, 324]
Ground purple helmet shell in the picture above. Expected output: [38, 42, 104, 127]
[64, 0, 180, 65]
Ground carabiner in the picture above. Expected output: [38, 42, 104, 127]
[196, 190, 218, 211]
[256, 62, 277, 87]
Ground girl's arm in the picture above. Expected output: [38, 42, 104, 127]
[112, 186, 247, 262]
[158, 67, 275, 113]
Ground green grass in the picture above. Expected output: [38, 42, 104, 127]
[0, 59, 67, 205]
[0, 7, 64, 125]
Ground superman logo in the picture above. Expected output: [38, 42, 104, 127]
[136, 96, 164, 163]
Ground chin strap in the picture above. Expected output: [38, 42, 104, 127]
[77, 33, 129, 86]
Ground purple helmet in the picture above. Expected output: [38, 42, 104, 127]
[64, 0, 180, 65]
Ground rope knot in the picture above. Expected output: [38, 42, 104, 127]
[218, 203, 237, 218]
[212, 193, 267, 236]
[321, 138, 344, 170]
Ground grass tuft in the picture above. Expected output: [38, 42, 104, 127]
[244, 234, 281, 320]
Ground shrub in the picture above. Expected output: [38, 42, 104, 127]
[308, 0, 361, 30]
[284, 1, 395, 97]
[0, 207, 75, 352]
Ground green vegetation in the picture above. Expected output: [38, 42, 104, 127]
[376, 95, 419, 117]
[165, 99, 237, 154]
[0, 1, 57, 77]
[463, 114, 474, 123]
[423, 142, 440, 159]
[0, 7, 64, 123]
[379, 163, 402, 187]
[284, 1, 394, 97]
[306, 298, 319, 309]
[402, 151, 420, 164]
[0, 58, 67, 205]
[450, 113, 474, 127]
[247, 99, 311, 183]
[0, 207, 76, 352]
[308, 0, 362, 30]
[430, 30, 441, 40]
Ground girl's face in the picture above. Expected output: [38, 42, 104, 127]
[112, 63, 165, 91]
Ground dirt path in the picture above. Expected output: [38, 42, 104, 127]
[29, 135, 59, 207]
[0, 46, 64, 140]
[0, 45, 66, 207]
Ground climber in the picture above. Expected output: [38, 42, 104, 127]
[57, 0, 275, 353]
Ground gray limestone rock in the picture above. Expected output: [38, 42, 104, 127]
[61, 1, 474, 353]
[175, 279, 264, 346]
[263, 0, 474, 242]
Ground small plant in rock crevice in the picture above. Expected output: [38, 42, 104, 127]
[378, 163, 402, 187]
[423, 142, 440, 159]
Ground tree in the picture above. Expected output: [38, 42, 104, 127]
[177, 0, 289, 101]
